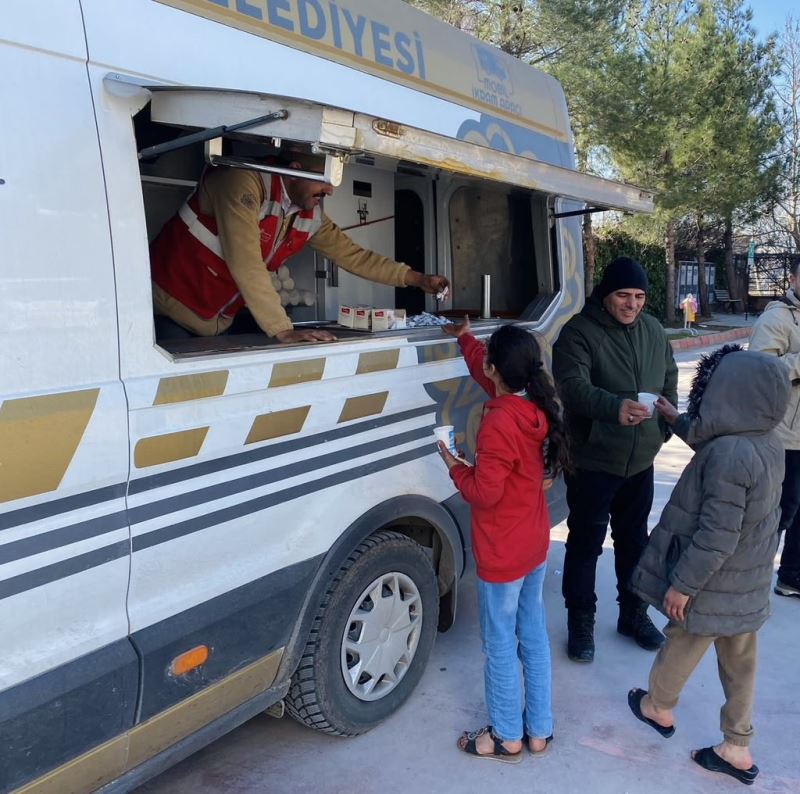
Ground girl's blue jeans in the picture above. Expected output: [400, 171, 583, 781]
[477, 562, 553, 742]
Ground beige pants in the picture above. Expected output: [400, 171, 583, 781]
[648, 622, 757, 747]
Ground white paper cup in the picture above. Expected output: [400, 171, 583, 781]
[433, 425, 456, 454]
[637, 392, 660, 417]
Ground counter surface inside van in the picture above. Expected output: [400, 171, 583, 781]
[161, 319, 504, 359]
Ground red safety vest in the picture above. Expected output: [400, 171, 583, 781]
[150, 171, 322, 320]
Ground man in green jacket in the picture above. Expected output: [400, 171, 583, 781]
[553, 257, 678, 663]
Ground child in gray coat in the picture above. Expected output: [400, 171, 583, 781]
[626, 345, 789, 786]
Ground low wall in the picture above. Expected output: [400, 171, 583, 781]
[670, 326, 751, 352]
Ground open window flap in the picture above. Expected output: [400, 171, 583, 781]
[147, 88, 357, 149]
[344, 114, 655, 214]
[113, 77, 654, 214]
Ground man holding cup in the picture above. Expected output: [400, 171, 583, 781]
[553, 257, 678, 663]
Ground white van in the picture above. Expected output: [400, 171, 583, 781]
[0, 1, 653, 791]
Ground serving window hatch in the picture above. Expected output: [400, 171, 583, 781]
[115, 74, 654, 356]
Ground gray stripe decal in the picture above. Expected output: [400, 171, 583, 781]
[0, 510, 129, 566]
[0, 443, 433, 601]
[0, 540, 130, 601]
[0, 483, 126, 533]
[134, 444, 432, 552]
[0, 409, 436, 561]
[128, 424, 433, 525]
[128, 405, 435, 496]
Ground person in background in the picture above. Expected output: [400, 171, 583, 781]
[149, 152, 447, 344]
[628, 345, 789, 787]
[748, 262, 800, 599]
[437, 318, 570, 763]
[553, 257, 678, 663]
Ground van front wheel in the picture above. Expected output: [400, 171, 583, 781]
[286, 530, 438, 735]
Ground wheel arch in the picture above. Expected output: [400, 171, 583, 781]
[275, 495, 466, 685]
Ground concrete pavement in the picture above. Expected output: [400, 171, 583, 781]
[140, 345, 799, 794]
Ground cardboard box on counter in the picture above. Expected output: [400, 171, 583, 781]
[337, 305, 355, 328]
[371, 308, 407, 331]
[353, 307, 371, 330]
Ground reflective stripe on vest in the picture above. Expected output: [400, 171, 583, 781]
[179, 202, 224, 259]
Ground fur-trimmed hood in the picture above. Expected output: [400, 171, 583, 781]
[684, 345, 790, 443]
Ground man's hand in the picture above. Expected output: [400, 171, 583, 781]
[618, 398, 650, 427]
[441, 315, 471, 339]
[663, 586, 690, 623]
[655, 396, 679, 425]
[405, 271, 449, 295]
[274, 328, 336, 344]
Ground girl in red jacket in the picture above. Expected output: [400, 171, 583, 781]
[438, 319, 569, 763]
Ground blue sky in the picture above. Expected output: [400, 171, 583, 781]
[749, 0, 796, 39]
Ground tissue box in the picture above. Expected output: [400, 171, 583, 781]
[371, 309, 407, 331]
[337, 305, 355, 328]
[353, 307, 372, 330]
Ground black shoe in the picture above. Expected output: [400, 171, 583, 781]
[618, 601, 665, 651]
[567, 609, 595, 663]
[775, 575, 800, 598]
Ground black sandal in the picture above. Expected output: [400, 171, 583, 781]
[457, 726, 523, 764]
[627, 688, 675, 738]
[692, 746, 759, 786]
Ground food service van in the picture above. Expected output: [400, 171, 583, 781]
[0, 1, 653, 791]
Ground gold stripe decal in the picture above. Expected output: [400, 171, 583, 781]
[246, 406, 311, 445]
[17, 649, 284, 794]
[134, 428, 209, 469]
[418, 343, 460, 364]
[356, 349, 400, 375]
[269, 358, 325, 388]
[153, 371, 229, 405]
[0, 389, 99, 504]
[338, 392, 389, 423]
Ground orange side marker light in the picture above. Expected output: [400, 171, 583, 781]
[169, 645, 209, 676]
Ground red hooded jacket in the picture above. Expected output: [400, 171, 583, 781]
[450, 334, 551, 583]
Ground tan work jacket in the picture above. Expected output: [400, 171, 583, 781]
[749, 289, 800, 450]
[153, 168, 410, 336]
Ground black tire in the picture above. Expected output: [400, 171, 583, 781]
[285, 530, 439, 735]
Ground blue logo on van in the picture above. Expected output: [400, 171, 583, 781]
[474, 46, 508, 82]
[471, 44, 519, 115]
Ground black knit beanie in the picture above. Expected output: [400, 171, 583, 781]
[596, 257, 649, 300]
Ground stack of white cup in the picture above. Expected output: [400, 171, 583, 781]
[270, 265, 315, 308]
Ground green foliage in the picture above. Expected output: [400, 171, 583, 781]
[406, 0, 787, 309]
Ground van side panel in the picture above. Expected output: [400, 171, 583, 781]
[0, 6, 134, 791]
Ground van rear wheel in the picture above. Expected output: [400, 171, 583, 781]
[286, 531, 438, 735]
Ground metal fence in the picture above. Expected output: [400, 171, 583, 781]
[736, 252, 800, 297]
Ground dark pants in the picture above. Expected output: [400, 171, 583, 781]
[154, 314, 194, 341]
[777, 450, 800, 580]
[562, 466, 654, 612]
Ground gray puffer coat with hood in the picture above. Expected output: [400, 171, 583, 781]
[631, 346, 790, 636]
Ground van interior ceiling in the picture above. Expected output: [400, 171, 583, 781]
[133, 103, 561, 355]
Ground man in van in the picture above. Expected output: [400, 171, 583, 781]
[150, 152, 447, 344]
[553, 257, 678, 663]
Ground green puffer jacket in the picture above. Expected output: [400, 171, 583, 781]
[631, 348, 789, 636]
[553, 296, 678, 478]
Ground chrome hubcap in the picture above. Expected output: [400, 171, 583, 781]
[340, 572, 422, 701]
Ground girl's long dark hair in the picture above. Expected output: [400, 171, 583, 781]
[486, 325, 571, 478]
